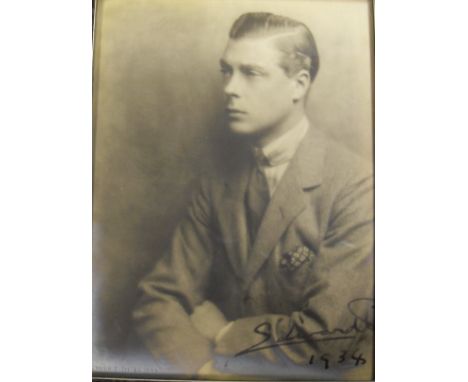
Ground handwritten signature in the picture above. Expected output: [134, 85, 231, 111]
[235, 298, 374, 357]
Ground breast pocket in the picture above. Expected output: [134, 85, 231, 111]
[265, 244, 318, 312]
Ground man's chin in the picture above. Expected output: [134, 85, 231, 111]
[227, 121, 257, 136]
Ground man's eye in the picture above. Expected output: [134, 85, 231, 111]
[245, 71, 259, 77]
[220, 68, 232, 76]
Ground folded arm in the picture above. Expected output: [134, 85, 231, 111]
[132, 179, 216, 373]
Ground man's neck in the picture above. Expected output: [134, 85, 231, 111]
[254, 109, 307, 148]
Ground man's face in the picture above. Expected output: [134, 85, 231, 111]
[220, 36, 297, 138]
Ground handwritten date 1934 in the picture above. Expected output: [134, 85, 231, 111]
[308, 349, 367, 369]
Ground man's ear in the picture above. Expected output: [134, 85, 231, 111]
[292, 69, 311, 103]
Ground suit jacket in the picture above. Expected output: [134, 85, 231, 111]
[132, 126, 374, 379]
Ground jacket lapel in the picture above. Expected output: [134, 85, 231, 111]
[217, 151, 252, 279]
[242, 127, 327, 290]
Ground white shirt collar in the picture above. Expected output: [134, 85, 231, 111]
[252, 117, 309, 167]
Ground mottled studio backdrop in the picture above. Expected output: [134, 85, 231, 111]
[93, 0, 373, 367]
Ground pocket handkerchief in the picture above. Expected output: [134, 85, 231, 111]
[279, 245, 315, 272]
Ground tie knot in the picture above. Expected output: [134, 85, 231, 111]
[252, 147, 270, 167]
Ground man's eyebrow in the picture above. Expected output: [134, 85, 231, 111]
[219, 59, 266, 71]
[239, 64, 267, 73]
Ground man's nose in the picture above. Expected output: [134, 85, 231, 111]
[223, 73, 242, 98]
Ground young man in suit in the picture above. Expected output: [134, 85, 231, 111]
[133, 12, 374, 380]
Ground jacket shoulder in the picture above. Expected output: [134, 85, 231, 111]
[321, 133, 373, 186]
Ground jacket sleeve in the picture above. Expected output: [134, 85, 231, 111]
[132, 179, 216, 374]
[214, 172, 374, 377]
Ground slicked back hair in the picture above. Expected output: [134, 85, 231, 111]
[229, 12, 320, 83]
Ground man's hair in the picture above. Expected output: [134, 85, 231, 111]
[229, 12, 319, 82]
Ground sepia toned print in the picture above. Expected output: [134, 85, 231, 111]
[93, 0, 374, 380]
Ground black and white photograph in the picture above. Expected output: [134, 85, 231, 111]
[92, 0, 374, 380]
[5, 1, 468, 382]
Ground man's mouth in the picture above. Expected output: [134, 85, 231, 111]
[226, 108, 247, 115]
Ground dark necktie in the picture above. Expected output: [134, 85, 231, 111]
[246, 164, 270, 244]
